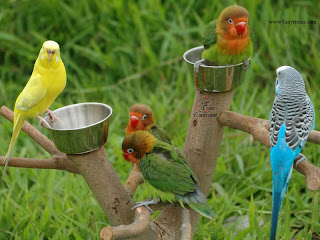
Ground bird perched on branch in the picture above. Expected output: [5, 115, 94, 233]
[126, 103, 171, 144]
[194, 5, 253, 74]
[269, 66, 315, 240]
[2, 40, 67, 182]
[122, 131, 216, 219]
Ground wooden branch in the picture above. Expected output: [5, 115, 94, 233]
[0, 105, 79, 174]
[124, 164, 144, 196]
[294, 158, 320, 191]
[180, 209, 192, 240]
[0, 156, 79, 174]
[68, 147, 136, 225]
[69, 147, 160, 239]
[100, 207, 152, 240]
[218, 110, 320, 191]
[0, 106, 62, 156]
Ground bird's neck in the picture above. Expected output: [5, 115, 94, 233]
[217, 31, 251, 55]
[278, 81, 306, 95]
[138, 132, 158, 154]
[36, 55, 63, 70]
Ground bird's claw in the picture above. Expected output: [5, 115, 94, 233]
[243, 59, 250, 70]
[37, 116, 51, 128]
[132, 199, 159, 215]
[295, 154, 308, 167]
[194, 59, 205, 77]
[46, 109, 58, 122]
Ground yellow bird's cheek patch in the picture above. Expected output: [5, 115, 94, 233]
[41, 54, 45, 60]
[56, 56, 59, 62]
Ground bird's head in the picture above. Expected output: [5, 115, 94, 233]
[122, 131, 157, 164]
[39, 40, 61, 65]
[218, 5, 250, 39]
[275, 66, 306, 94]
[126, 104, 156, 134]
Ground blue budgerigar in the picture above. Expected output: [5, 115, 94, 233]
[269, 66, 315, 240]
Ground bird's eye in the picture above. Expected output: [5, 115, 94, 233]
[228, 18, 234, 24]
[127, 148, 134, 154]
[142, 114, 147, 120]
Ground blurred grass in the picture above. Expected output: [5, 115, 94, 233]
[0, 0, 319, 239]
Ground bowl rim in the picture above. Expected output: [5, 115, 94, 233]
[45, 102, 112, 131]
[183, 46, 251, 68]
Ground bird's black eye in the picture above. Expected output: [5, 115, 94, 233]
[228, 18, 234, 24]
[127, 148, 134, 154]
[142, 114, 147, 120]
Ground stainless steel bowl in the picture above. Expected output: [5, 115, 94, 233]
[183, 46, 250, 92]
[44, 102, 112, 154]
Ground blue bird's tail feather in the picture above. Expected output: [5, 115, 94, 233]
[270, 191, 282, 240]
[270, 166, 293, 240]
[178, 186, 216, 219]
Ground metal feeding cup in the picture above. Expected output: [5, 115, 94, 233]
[44, 102, 112, 154]
[183, 46, 250, 92]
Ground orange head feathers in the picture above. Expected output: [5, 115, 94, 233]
[122, 131, 157, 164]
[125, 104, 156, 135]
[217, 5, 250, 39]
[216, 5, 250, 55]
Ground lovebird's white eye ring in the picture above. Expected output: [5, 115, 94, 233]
[228, 18, 234, 24]
[142, 114, 147, 120]
[127, 148, 134, 154]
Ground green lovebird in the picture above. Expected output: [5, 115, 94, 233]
[195, 5, 253, 72]
[122, 131, 216, 219]
[125, 103, 171, 144]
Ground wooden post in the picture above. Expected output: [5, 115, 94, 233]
[154, 89, 235, 239]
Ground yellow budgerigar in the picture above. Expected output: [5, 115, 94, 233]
[2, 40, 67, 181]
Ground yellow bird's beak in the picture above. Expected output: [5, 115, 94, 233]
[47, 49, 56, 62]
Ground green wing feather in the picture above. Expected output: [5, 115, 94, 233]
[147, 127, 199, 184]
[148, 125, 172, 144]
[203, 19, 217, 49]
[139, 141, 197, 196]
[139, 140, 216, 218]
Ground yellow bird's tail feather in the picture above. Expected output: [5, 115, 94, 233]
[2, 113, 25, 182]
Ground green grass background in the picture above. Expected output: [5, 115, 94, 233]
[0, 0, 319, 239]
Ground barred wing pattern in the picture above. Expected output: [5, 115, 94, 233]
[270, 94, 314, 150]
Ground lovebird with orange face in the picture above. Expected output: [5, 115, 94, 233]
[126, 104, 171, 144]
[195, 5, 253, 72]
[122, 131, 216, 219]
